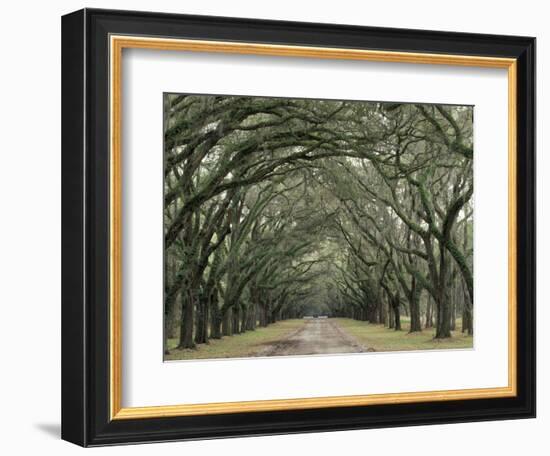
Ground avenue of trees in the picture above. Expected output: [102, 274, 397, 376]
[164, 93, 473, 353]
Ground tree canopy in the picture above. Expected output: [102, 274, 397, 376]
[164, 94, 473, 352]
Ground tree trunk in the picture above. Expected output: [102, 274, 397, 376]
[391, 293, 401, 331]
[408, 279, 422, 333]
[409, 299, 421, 332]
[232, 305, 241, 334]
[259, 301, 269, 327]
[209, 290, 222, 339]
[461, 221, 473, 335]
[450, 289, 456, 331]
[435, 299, 451, 338]
[380, 299, 387, 325]
[222, 308, 232, 336]
[194, 293, 208, 344]
[425, 294, 434, 328]
[449, 263, 457, 332]
[434, 245, 451, 339]
[393, 303, 401, 331]
[246, 305, 256, 331]
[240, 306, 248, 333]
[461, 279, 474, 335]
[164, 289, 179, 354]
[178, 288, 196, 349]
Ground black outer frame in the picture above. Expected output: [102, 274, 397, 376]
[61, 8, 536, 447]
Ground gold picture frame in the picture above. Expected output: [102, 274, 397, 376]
[109, 35, 517, 420]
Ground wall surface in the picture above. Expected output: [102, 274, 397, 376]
[0, 0, 544, 454]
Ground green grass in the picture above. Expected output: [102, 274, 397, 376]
[166, 317, 473, 361]
[333, 318, 473, 352]
[165, 319, 306, 361]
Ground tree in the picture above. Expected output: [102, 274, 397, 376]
[163, 95, 474, 351]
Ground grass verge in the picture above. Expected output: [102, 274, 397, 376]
[333, 318, 473, 352]
[165, 319, 306, 361]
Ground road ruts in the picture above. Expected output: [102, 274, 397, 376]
[262, 318, 365, 356]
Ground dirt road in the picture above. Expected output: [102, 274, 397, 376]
[260, 318, 365, 357]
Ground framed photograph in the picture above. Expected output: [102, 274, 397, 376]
[61, 8, 535, 446]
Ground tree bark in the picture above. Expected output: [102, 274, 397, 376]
[178, 288, 196, 349]
[434, 244, 451, 338]
[194, 293, 209, 344]
[210, 295, 222, 339]
[425, 294, 434, 328]
[393, 301, 401, 331]
[232, 305, 241, 334]
[408, 278, 422, 332]
[222, 308, 232, 336]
